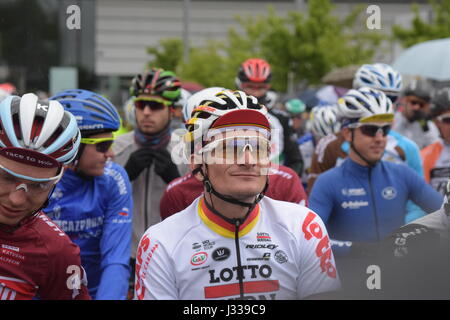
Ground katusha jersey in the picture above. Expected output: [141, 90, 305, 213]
[135, 196, 340, 300]
[0, 212, 90, 300]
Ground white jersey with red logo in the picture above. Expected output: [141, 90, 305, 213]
[135, 196, 340, 300]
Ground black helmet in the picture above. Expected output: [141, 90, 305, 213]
[130, 68, 181, 102]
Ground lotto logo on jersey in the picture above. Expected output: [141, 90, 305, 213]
[302, 211, 337, 279]
[257, 232, 271, 242]
[191, 252, 208, 266]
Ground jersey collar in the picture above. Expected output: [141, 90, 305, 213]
[197, 197, 260, 238]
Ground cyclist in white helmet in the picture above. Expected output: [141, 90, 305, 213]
[297, 105, 340, 190]
[0, 93, 90, 300]
[353, 63, 403, 102]
[136, 90, 340, 300]
[308, 87, 442, 296]
[309, 63, 427, 223]
[160, 88, 308, 220]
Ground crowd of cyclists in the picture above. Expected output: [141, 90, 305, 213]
[0, 56, 450, 300]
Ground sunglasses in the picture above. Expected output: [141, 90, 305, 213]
[349, 123, 391, 137]
[437, 115, 450, 124]
[407, 99, 427, 108]
[240, 82, 270, 91]
[80, 137, 115, 153]
[0, 163, 63, 196]
[200, 135, 271, 164]
[133, 97, 172, 111]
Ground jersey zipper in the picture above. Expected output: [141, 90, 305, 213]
[368, 166, 380, 241]
[234, 219, 245, 300]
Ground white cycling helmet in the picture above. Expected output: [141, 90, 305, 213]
[0, 93, 81, 166]
[185, 90, 270, 155]
[175, 88, 192, 111]
[353, 63, 402, 97]
[0, 88, 10, 103]
[264, 90, 278, 109]
[183, 87, 225, 123]
[338, 87, 394, 125]
[310, 105, 341, 138]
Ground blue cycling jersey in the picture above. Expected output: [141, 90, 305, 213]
[44, 161, 133, 300]
[309, 158, 443, 252]
[341, 130, 425, 223]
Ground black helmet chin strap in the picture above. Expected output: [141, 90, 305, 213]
[350, 129, 378, 167]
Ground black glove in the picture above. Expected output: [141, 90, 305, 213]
[152, 149, 180, 184]
[124, 148, 156, 181]
[383, 223, 440, 259]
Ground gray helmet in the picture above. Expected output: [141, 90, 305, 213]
[402, 79, 433, 102]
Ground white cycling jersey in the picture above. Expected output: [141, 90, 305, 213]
[135, 196, 340, 300]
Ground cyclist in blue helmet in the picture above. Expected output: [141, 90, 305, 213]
[45, 89, 133, 300]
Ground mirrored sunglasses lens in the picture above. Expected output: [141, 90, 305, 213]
[226, 138, 269, 160]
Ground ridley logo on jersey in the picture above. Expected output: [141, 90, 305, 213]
[191, 252, 208, 266]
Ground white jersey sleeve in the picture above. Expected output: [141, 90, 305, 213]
[297, 210, 340, 299]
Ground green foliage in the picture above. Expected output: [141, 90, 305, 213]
[146, 0, 383, 91]
[147, 38, 183, 71]
[392, 0, 450, 48]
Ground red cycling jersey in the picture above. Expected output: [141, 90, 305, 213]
[0, 212, 90, 300]
[160, 164, 308, 220]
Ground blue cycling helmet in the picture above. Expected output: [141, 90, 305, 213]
[50, 89, 121, 134]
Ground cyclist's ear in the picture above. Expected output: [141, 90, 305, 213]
[191, 165, 204, 182]
[342, 127, 352, 142]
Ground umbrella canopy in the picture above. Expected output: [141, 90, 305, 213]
[392, 38, 450, 81]
[321, 65, 360, 89]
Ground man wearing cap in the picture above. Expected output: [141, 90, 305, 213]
[135, 90, 340, 300]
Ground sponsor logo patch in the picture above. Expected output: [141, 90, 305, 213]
[212, 247, 230, 262]
[381, 186, 397, 200]
[274, 250, 288, 264]
[191, 252, 208, 266]
[257, 232, 271, 242]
